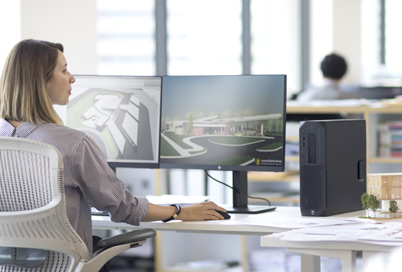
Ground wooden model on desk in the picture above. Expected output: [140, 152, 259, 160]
[363, 173, 402, 219]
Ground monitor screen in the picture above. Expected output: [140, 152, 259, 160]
[56, 75, 162, 169]
[160, 75, 286, 172]
[159, 75, 287, 213]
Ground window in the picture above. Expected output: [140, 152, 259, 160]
[384, 0, 402, 78]
[97, 0, 155, 75]
[166, 0, 242, 75]
[96, 0, 303, 91]
[251, 0, 301, 95]
[361, 0, 382, 85]
[309, 0, 333, 87]
[361, 0, 402, 86]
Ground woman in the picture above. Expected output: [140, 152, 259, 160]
[0, 39, 227, 253]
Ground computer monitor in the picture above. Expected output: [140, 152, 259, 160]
[56, 75, 162, 169]
[160, 75, 287, 213]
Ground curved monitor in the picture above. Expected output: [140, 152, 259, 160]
[160, 75, 287, 172]
[56, 75, 162, 169]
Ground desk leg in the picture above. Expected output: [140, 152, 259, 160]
[290, 249, 357, 272]
[339, 251, 357, 272]
[301, 254, 320, 272]
[155, 231, 163, 272]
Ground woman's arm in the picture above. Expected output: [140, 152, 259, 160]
[142, 201, 227, 222]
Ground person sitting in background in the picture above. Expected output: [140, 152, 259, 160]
[297, 53, 355, 101]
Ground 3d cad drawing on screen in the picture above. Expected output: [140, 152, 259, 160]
[161, 112, 284, 168]
[59, 75, 162, 168]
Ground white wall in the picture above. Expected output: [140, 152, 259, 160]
[333, 0, 362, 85]
[20, 0, 98, 74]
[309, 0, 362, 86]
[0, 1, 21, 74]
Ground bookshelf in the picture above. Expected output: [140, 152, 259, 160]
[287, 102, 402, 168]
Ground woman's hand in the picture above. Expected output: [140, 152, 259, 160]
[143, 201, 228, 222]
[177, 201, 227, 221]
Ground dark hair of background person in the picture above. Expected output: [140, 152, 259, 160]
[320, 53, 347, 80]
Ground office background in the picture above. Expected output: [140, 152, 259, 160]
[1, 0, 399, 197]
[1, 1, 401, 270]
[1, 0, 401, 97]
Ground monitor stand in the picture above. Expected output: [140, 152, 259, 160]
[225, 171, 277, 214]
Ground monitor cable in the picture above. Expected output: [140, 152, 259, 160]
[204, 170, 272, 206]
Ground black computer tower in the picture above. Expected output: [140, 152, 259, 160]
[299, 119, 366, 216]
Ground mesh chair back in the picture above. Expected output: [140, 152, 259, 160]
[0, 137, 90, 272]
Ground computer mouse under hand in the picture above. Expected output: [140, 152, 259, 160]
[216, 210, 231, 220]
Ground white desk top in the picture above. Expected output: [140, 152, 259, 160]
[92, 206, 364, 235]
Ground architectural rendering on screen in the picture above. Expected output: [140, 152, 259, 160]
[66, 76, 161, 166]
[160, 75, 286, 171]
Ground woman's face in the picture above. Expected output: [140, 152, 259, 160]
[46, 50, 75, 105]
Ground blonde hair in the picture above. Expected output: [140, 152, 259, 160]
[0, 39, 64, 124]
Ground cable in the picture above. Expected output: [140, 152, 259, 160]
[204, 170, 272, 206]
[248, 195, 271, 206]
[204, 170, 240, 193]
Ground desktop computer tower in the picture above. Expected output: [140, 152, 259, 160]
[299, 119, 366, 216]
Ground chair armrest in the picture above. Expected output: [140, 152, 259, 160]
[80, 229, 156, 272]
[96, 229, 156, 248]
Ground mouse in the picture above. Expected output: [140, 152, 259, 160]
[216, 210, 231, 220]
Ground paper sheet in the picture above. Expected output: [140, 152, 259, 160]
[272, 221, 402, 243]
[233, 216, 360, 229]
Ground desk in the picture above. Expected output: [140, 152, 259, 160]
[92, 206, 364, 234]
[92, 207, 380, 271]
[92, 206, 301, 235]
[93, 207, 299, 271]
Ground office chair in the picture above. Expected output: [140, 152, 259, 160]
[0, 137, 156, 272]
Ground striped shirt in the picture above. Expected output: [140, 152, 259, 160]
[0, 119, 149, 252]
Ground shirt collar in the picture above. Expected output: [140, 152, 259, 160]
[0, 119, 39, 137]
[323, 78, 339, 88]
